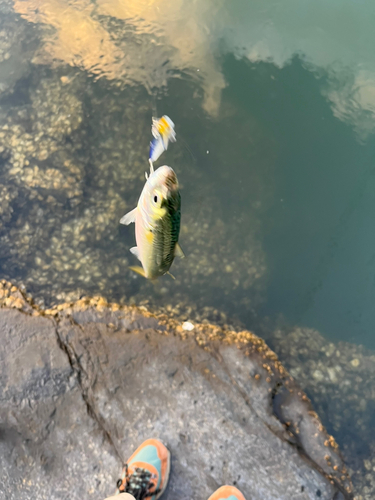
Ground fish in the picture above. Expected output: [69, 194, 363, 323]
[120, 163, 184, 280]
[149, 115, 176, 163]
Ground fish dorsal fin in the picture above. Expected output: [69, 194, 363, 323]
[120, 207, 137, 225]
[129, 266, 147, 278]
[174, 242, 185, 259]
[130, 246, 141, 261]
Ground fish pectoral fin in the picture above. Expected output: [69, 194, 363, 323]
[120, 207, 137, 225]
[166, 271, 176, 280]
[130, 246, 141, 261]
[174, 242, 185, 259]
[129, 266, 147, 278]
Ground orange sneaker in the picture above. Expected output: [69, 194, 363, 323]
[207, 486, 246, 500]
[115, 439, 170, 500]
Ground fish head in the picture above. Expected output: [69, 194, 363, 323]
[140, 165, 180, 223]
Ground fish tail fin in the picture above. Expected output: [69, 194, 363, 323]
[129, 266, 147, 278]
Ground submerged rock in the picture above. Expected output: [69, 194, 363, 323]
[0, 282, 353, 500]
[267, 325, 375, 499]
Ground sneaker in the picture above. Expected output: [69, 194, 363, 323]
[115, 439, 171, 500]
[207, 486, 246, 500]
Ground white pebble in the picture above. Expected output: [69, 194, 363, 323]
[182, 321, 194, 331]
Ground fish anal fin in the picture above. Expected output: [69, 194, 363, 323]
[130, 246, 141, 261]
[174, 242, 185, 259]
[120, 207, 137, 225]
[129, 266, 147, 278]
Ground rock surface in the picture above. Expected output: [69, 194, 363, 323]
[265, 325, 375, 499]
[0, 282, 353, 500]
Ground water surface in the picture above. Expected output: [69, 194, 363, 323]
[4, 0, 375, 347]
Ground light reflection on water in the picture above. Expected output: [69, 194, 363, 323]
[1, 0, 375, 493]
[12, 0, 375, 137]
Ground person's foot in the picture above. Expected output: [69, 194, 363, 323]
[207, 485, 246, 500]
[115, 439, 170, 500]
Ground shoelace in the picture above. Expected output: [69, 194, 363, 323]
[117, 464, 160, 500]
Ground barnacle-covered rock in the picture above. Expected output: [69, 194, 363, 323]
[0, 283, 353, 500]
[267, 325, 375, 500]
[0, 183, 17, 227]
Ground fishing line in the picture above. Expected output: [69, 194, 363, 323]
[150, 91, 197, 168]
[295, 162, 375, 322]
[148, 91, 213, 241]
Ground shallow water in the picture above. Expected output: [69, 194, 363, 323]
[2, 0, 375, 346]
[1, 0, 375, 494]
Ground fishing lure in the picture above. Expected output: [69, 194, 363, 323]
[149, 115, 176, 164]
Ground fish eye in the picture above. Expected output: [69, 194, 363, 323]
[154, 195, 158, 203]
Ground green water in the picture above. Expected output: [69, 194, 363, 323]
[225, 55, 375, 348]
[1, 0, 374, 333]
[4, 0, 375, 348]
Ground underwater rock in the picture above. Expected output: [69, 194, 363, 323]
[267, 325, 375, 500]
[0, 29, 269, 310]
[0, 5, 34, 97]
[0, 183, 18, 227]
[0, 282, 353, 500]
[2, 72, 85, 189]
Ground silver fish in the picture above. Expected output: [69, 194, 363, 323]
[120, 164, 184, 279]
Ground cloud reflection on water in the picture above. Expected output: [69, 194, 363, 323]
[13, 0, 226, 115]
[13, 0, 375, 136]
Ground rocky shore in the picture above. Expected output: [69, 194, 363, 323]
[0, 281, 353, 500]
[265, 324, 375, 500]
